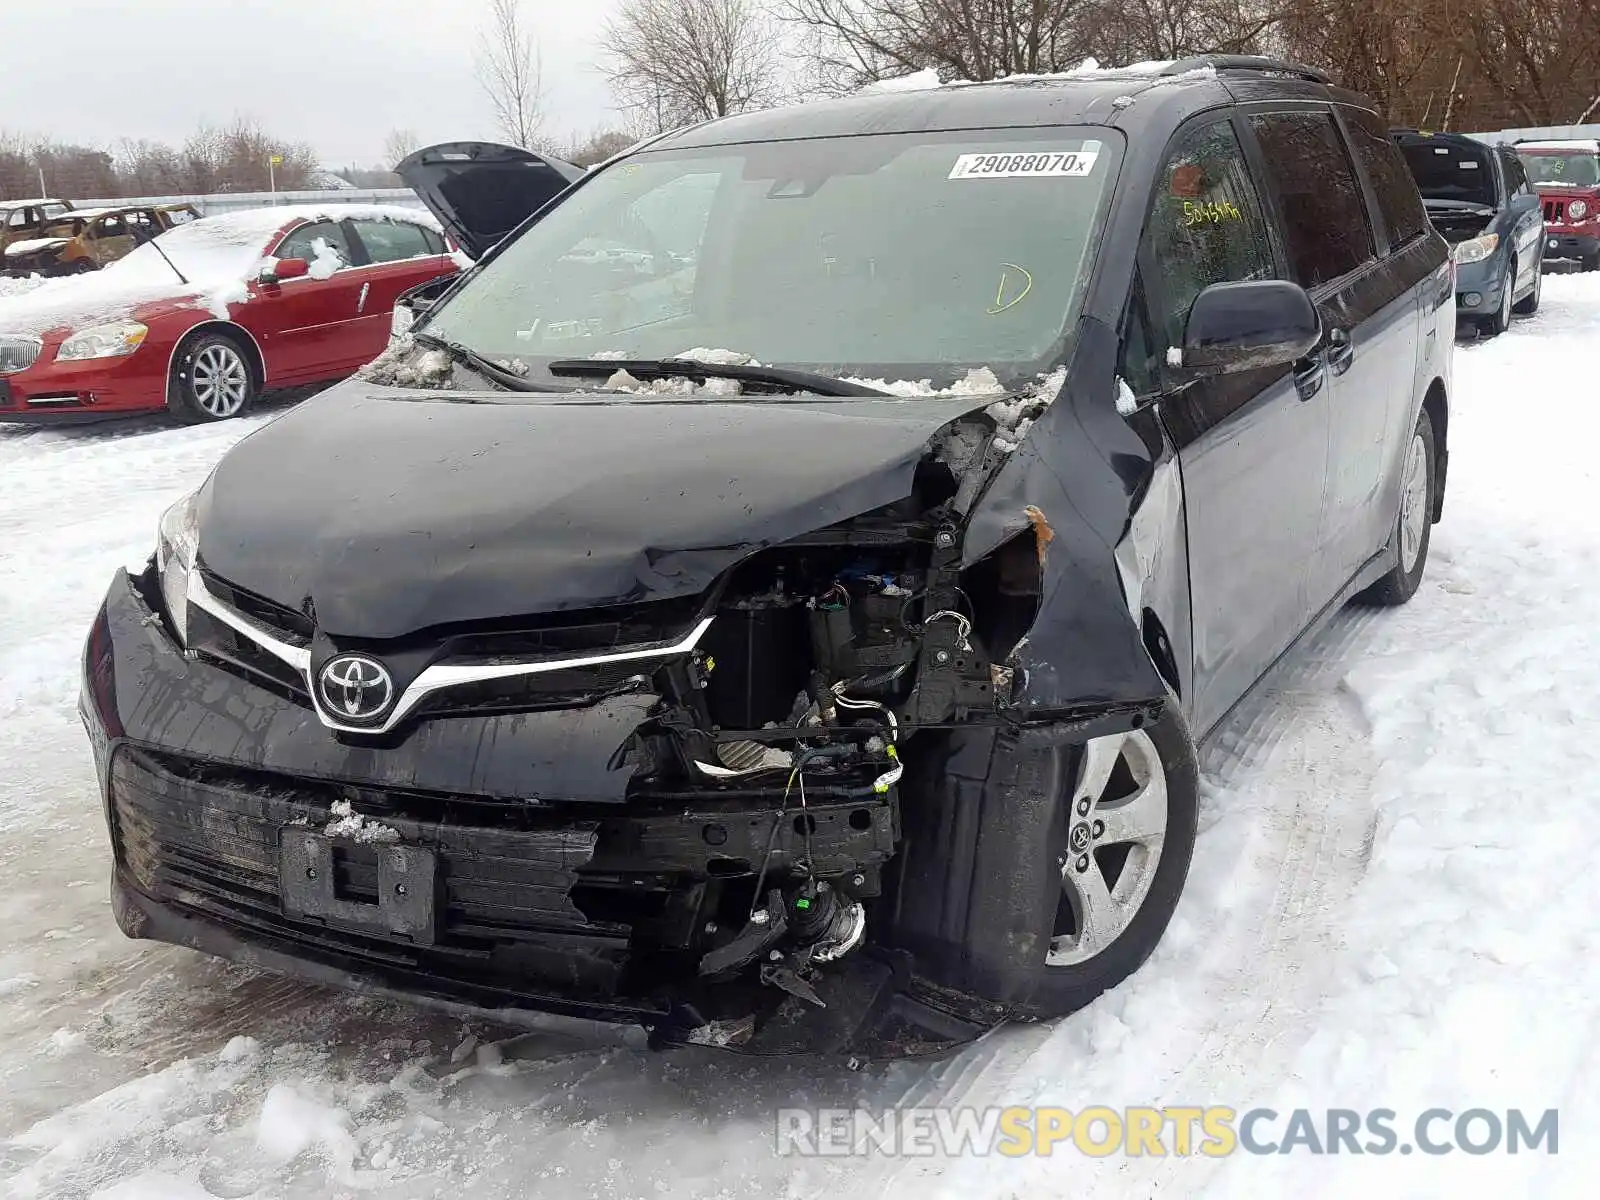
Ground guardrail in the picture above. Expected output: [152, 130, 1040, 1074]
[71, 188, 427, 217]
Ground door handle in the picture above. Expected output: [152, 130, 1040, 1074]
[358, 282, 370, 314]
[1326, 327, 1354, 376]
[1292, 355, 1324, 402]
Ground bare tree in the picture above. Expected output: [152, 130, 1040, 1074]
[383, 128, 421, 168]
[476, 0, 545, 149]
[603, 0, 786, 131]
[781, 0, 1094, 92]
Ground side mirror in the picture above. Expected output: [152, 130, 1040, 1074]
[259, 256, 310, 285]
[1180, 280, 1321, 376]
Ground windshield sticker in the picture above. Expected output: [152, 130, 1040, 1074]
[949, 149, 1099, 179]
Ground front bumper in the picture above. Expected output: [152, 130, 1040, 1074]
[0, 349, 165, 422]
[1541, 229, 1600, 265]
[1452, 255, 1510, 318]
[82, 567, 988, 1054]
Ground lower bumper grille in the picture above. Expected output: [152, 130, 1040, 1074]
[109, 747, 635, 997]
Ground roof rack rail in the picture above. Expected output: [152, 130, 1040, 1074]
[1161, 55, 1333, 85]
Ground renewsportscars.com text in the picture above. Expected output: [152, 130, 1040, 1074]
[775, 1106, 1559, 1158]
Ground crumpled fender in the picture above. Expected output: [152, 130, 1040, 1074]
[962, 317, 1171, 715]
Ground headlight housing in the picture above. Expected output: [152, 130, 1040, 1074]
[155, 491, 199, 646]
[1451, 233, 1500, 265]
[57, 322, 149, 362]
[1569, 199, 1590, 220]
[390, 303, 415, 343]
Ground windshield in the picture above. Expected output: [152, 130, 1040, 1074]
[1519, 152, 1600, 188]
[421, 127, 1122, 391]
[1400, 140, 1498, 206]
[105, 217, 271, 286]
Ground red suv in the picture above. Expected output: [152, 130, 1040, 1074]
[1518, 139, 1600, 270]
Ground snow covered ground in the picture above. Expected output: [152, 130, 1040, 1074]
[3, 280, 1599, 1198]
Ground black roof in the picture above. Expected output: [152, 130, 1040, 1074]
[656, 61, 1372, 151]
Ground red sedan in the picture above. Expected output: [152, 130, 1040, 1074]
[0, 204, 458, 423]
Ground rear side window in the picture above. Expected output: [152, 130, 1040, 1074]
[1343, 110, 1428, 249]
[351, 219, 437, 264]
[1143, 119, 1279, 348]
[1249, 112, 1376, 288]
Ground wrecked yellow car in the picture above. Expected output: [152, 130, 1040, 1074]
[3, 203, 201, 276]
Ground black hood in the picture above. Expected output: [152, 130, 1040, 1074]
[197, 385, 996, 640]
[395, 142, 586, 259]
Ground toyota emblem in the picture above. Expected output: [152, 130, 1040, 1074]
[317, 654, 395, 722]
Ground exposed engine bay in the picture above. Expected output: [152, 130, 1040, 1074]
[502, 413, 1050, 1049]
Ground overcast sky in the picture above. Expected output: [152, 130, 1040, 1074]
[4, 0, 624, 165]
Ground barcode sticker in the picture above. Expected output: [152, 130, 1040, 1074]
[949, 148, 1100, 179]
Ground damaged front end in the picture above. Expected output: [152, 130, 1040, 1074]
[85, 324, 1172, 1056]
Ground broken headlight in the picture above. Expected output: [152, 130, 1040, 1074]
[155, 491, 199, 645]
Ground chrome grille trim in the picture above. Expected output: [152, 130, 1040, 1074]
[186, 572, 712, 735]
[0, 335, 43, 375]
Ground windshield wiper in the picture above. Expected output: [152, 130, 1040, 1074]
[147, 238, 189, 285]
[412, 332, 541, 392]
[547, 357, 889, 398]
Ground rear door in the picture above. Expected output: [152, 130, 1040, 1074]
[343, 217, 456, 362]
[1245, 107, 1411, 611]
[1135, 115, 1333, 736]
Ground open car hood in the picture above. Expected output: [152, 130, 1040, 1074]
[395, 142, 586, 260]
[196, 384, 998, 640]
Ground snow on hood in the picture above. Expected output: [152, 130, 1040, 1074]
[1518, 140, 1600, 153]
[3, 238, 69, 259]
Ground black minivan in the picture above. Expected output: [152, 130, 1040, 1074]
[83, 57, 1452, 1055]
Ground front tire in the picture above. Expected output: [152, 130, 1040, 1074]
[888, 702, 1199, 1021]
[1478, 265, 1515, 336]
[1512, 261, 1541, 315]
[1031, 711, 1199, 1016]
[1355, 407, 1436, 607]
[169, 332, 257, 424]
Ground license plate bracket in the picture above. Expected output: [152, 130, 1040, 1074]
[278, 830, 437, 945]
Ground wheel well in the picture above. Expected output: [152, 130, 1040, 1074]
[170, 322, 265, 392]
[1422, 379, 1447, 521]
[1141, 608, 1181, 698]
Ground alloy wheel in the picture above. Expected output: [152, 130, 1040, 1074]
[1399, 431, 1429, 573]
[1047, 728, 1169, 967]
[190, 343, 250, 418]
